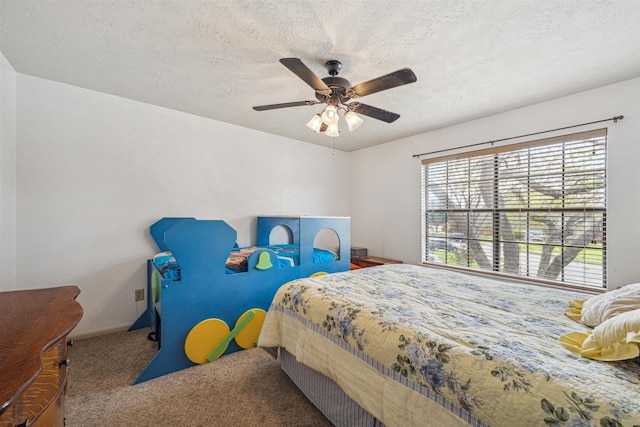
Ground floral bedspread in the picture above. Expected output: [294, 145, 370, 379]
[258, 264, 640, 427]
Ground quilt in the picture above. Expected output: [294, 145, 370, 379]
[258, 264, 640, 427]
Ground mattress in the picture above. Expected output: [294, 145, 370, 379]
[258, 264, 640, 427]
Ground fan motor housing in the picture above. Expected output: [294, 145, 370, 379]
[317, 76, 352, 102]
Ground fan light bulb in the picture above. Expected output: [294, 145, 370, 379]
[321, 105, 339, 125]
[325, 122, 340, 137]
[344, 111, 364, 131]
[306, 114, 323, 133]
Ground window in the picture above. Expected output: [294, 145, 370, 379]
[421, 129, 607, 289]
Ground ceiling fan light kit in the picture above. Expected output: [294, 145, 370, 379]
[306, 114, 323, 133]
[344, 110, 364, 131]
[321, 104, 339, 125]
[253, 58, 417, 140]
[325, 122, 340, 138]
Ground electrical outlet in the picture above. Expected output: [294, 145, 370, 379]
[134, 288, 144, 301]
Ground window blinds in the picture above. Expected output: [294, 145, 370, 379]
[421, 129, 607, 288]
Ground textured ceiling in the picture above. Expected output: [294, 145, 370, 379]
[1, 1, 639, 152]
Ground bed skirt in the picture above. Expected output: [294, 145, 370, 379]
[277, 347, 384, 427]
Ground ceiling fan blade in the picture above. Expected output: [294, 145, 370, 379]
[348, 68, 417, 98]
[253, 100, 319, 111]
[280, 58, 331, 95]
[351, 103, 400, 123]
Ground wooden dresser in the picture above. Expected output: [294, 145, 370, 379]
[351, 255, 403, 268]
[0, 286, 83, 427]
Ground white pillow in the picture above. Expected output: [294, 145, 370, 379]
[565, 283, 640, 327]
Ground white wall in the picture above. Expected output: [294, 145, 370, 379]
[7, 70, 640, 337]
[16, 74, 350, 336]
[0, 51, 17, 291]
[350, 78, 640, 290]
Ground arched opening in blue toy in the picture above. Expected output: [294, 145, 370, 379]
[267, 225, 294, 245]
[313, 228, 341, 261]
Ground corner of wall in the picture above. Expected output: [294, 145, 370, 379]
[0, 50, 18, 291]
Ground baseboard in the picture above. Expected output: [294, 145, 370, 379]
[69, 323, 140, 340]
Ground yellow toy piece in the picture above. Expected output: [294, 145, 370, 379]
[234, 308, 267, 349]
[310, 271, 328, 277]
[184, 318, 230, 364]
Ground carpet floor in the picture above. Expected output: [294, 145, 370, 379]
[65, 328, 333, 426]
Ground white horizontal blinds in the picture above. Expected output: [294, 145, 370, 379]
[422, 129, 607, 288]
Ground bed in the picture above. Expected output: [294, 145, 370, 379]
[152, 243, 337, 278]
[258, 263, 640, 427]
[129, 215, 350, 383]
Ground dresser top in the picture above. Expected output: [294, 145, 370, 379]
[0, 286, 83, 414]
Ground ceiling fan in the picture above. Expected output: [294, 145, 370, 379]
[253, 58, 417, 137]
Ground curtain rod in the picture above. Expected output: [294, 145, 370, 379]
[412, 115, 624, 159]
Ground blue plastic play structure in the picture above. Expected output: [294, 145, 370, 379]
[129, 216, 350, 383]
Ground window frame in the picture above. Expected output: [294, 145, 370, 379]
[421, 128, 607, 291]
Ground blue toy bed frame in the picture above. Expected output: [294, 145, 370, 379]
[129, 216, 350, 383]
